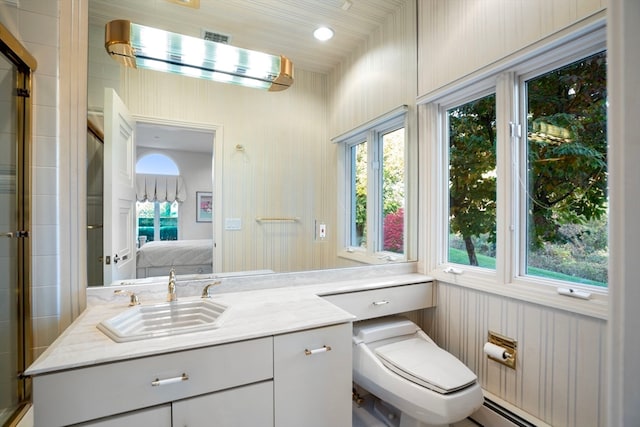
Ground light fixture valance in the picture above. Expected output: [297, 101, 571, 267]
[105, 20, 294, 91]
[136, 174, 186, 203]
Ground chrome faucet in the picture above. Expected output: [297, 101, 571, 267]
[167, 268, 177, 302]
[201, 281, 222, 298]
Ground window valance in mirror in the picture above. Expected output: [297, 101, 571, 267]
[136, 174, 186, 203]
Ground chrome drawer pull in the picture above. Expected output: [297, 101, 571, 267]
[372, 300, 390, 306]
[304, 345, 332, 356]
[151, 373, 189, 387]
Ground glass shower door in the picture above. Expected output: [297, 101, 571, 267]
[0, 21, 34, 423]
[0, 46, 22, 425]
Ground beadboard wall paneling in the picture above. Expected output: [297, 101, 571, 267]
[327, 0, 417, 138]
[119, 67, 349, 273]
[428, 282, 607, 427]
[417, 0, 607, 97]
[326, 0, 419, 261]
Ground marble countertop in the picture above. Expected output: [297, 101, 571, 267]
[26, 272, 432, 376]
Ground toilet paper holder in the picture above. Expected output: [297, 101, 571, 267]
[486, 331, 517, 370]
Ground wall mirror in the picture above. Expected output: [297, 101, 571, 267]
[86, 0, 416, 286]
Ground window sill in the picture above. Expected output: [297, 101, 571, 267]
[338, 249, 407, 266]
[429, 266, 608, 320]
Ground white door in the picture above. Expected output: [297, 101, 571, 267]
[103, 88, 136, 285]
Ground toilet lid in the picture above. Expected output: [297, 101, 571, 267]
[374, 338, 477, 394]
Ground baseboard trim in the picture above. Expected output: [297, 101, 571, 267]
[469, 391, 552, 427]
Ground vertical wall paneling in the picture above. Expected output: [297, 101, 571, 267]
[118, 67, 333, 273]
[417, 2, 609, 426]
[417, 0, 606, 98]
[327, 0, 418, 263]
[429, 282, 606, 427]
[607, 0, 640, 425]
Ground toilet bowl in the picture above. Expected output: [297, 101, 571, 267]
[352, 316, 484, 427]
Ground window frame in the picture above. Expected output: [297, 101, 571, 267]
[336, 106, 409, 264]
[440, 87, 498, 274]
[515, 47, 608, 288]
[136, 199, 180, 242]
[422, 22, 608, 319]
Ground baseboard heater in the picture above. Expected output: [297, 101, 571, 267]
[470, 396, 550, 427]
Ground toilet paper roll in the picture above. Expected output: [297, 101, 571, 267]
[484, 342, 509, 360]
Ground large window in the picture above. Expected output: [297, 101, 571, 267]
[340, 108, 407, 261]
[437, 31, 607, 290]
[523, 51, 608, 286]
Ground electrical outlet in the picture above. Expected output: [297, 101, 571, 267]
[319, 223, 326, 239]
[315, 220, 327, 241]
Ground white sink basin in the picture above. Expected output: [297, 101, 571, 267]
[97, 299, 228, 343]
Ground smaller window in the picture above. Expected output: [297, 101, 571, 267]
[381, 128, 405, 254]
[350, 140, 368, 249]
[135, 153, 181, 243]
[447, 93, 497, 269]
[338, 107, 407, 262]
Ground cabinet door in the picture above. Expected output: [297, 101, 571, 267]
[172, 381, 273, 427]
[274, 322, 352, 427]
[74, 404, 171, 427]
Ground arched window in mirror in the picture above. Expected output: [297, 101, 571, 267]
[135, 154, 183, 244]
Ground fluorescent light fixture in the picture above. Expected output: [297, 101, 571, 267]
[313, 26, 334, 41]
[105, 20, 294, 91]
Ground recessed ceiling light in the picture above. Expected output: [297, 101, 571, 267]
[313, 26, 334, 41]
[165, 0, 200, 9]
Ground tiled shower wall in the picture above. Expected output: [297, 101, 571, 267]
[0, 0, 62, 358]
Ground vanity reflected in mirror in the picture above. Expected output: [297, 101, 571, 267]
[86, 0, 416, 287]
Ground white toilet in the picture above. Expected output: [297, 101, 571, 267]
[352, 316, 484, 427]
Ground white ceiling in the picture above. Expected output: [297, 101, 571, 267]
[89, 0, 407, 74]
[136, 123, 215, 154]
[90, 0, 406, 152]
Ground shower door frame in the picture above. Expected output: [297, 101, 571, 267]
[0, 22, 37, 425]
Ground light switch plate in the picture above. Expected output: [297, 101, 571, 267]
[225, 218, 242, 230]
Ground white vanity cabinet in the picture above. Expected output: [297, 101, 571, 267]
[74, 405, 172, 427]
[273, 322, 352, 427]
[32, 337, 273, 427]
[172, 380, 274, 427]
[77, 382, 274, 427]
[322, 282, 434, 320]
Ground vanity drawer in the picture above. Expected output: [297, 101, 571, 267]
[323, 282, 434, 320]
[33, 337, 273, 427]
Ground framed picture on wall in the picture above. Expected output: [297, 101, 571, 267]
[196, 191, 212, 222]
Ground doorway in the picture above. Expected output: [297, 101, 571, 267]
[86, 116, 216, 286]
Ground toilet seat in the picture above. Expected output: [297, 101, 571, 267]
[374, 337, 477, 394]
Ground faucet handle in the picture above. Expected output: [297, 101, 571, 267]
[114, 289, 140, 306]
[201, 281, 222, 298]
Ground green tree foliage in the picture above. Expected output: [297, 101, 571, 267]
[527, 52, 607, 248]
[354, 143, 367, 246]
[448, 51, 607, 281]
[448, 94, 497, 266]
[353, 128, 405, 250]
